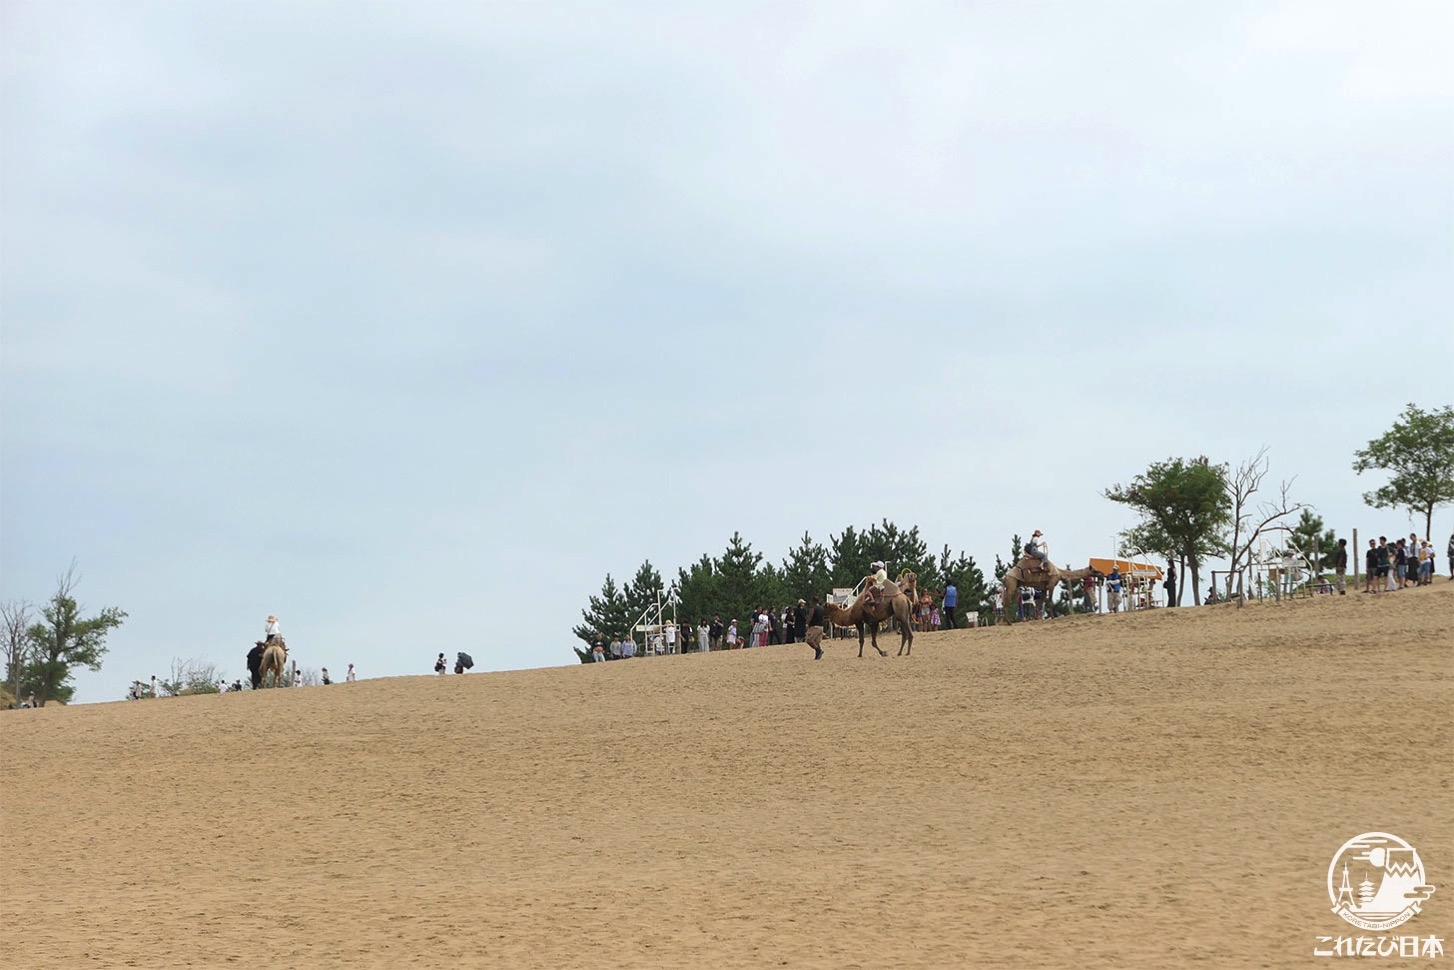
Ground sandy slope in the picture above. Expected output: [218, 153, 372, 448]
[3, 581, 1451, 969]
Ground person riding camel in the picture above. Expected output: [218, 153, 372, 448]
[1026, 531, 1050, 572]
[866, 560, 889, 602]
[264, 614, 282, 645]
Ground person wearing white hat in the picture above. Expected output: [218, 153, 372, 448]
[1026, 531, 1050, 572]
[264, 614, 281, 645]
[866, 561, 889, 602]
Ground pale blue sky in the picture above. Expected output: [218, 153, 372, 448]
[3, 1, 1451, 702]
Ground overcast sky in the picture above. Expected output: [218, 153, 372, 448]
[3, 1, 1451, 703]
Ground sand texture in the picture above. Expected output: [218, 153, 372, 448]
[4, 582, 1452, 968]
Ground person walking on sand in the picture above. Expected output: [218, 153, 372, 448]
[434, 653, 447, 674]
[805, 596, 825, 660]
[151, 674, 160, 698]
[346, 663, 356, 682]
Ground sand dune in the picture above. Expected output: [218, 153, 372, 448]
[4, 582, 1451, 968]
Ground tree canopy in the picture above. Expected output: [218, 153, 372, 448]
[573, 521, 984, 657]
[1352, 404, 1454, 540]
[1105, 456, 1231, 605]
[23, 566, 126, 706]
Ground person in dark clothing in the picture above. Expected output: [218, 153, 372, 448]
[246, 643, 265, 690]
[708, 615, 724, 652]
[1365, 539, 1379, 593]
[805, 597, 826, 660]
[768, 609, 782, 645]
[1334, 538, 1348, 595]
[792, 600, 808, 642]
[1164, 562, 1177, 607]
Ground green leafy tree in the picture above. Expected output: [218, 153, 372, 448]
[1353, 404, 1454, 540]
[1105, 456, 1231, 605]
[23, 565, 126, 706]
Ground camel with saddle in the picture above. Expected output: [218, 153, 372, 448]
[256, 639, 288, 688]
[1000, 555, 1102, 622]
[822, 569, 918, 657]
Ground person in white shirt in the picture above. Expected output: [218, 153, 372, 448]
[346, 663, 356, 682]
[264, 614, 281, 644]
[1026, 531, 1049, 570]
[697, 621, 710, 653]
[150, 674, 160, 698]
[725, 621, 738, 648]
[664, 623, 677, 654]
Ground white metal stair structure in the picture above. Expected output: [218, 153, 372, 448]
[627, 586, 680, 657]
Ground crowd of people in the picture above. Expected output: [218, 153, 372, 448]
[1357, 533, 1448, 594]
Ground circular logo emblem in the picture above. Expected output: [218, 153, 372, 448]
[1328, 832, 1436, 931]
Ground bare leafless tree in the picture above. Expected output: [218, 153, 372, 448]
[2, 599, 34, 704]
[1222, 448, 1306, 598]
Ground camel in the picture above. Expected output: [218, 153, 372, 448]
[257, 640, 288, 688]
[822, 575, 917, 657]
[1000, 559, 1103, 622]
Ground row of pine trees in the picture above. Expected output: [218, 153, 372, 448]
[571, 520, 1039, 662]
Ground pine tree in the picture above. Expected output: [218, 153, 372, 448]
[781, 531, 833, 603]
[1285, 509, 1338, 572]
[994, 534, 1025, 583]
[622, 560, 665, 627]
[675, 555, 719, 629]
[829, 525, 867, 588]
[937, 545, 990, 625]
[715, 532, 769, 629]
[572, 573, 632, 655]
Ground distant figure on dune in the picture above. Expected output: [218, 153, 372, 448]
[435, 653, 447, 675]
[1335, 539, 1348, 595]
[346, 663, 356, 682]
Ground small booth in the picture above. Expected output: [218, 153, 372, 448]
[1088, 557, 1164, 612]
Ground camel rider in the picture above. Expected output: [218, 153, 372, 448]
[867, 561, 889, 601]
[1026, 531, 1049, 571]
[265, 614, 281, 645]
